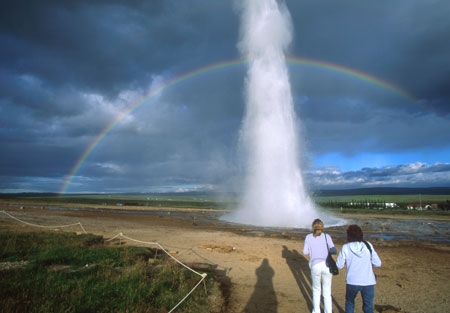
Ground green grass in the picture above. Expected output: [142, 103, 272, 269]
[2, 193, 231, 210]
[0, 230, 219, 313]
[314, 194, 450, 212]
[2, 192, 449, 213]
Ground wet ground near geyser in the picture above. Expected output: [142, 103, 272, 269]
[35, 205, 450, 244]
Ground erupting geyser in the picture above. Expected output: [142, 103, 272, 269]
[224, 0, 322, 228]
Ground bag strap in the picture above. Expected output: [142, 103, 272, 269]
[324, 233, 330, 252]
[363, 241, 377, 280]
[362, 241, 372, 258]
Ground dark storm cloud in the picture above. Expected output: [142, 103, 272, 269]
[287, 0, 450, 156]
[0, 0, 237, 96]
[295, 94, 450, 156]
[0, 0, 449, 193]
[1, 0, 241, 192]
[288, 0, 450, 115]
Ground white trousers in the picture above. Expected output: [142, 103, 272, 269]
[311, 261, 333, 313]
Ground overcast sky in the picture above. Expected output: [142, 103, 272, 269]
[1, 0, 449, 194]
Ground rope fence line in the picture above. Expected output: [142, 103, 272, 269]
[0, 210, 207, 313]
[1, 210, 87, 233]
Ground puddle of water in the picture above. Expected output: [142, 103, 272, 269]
[369, 234, 407, 240]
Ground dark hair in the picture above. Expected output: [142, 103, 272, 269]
[312, 219, 323, 228]
[347, 224, 363, 242]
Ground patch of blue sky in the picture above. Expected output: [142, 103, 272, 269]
[313, 147, 450, 172]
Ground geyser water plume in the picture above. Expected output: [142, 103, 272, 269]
[223, 0, 327, 228]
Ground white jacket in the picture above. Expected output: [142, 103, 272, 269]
[336, 241, 382, 286]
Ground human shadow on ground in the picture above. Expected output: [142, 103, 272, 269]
[242, 258, 278, 313]
[282, 245, 344, 313]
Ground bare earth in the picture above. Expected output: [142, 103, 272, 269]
[1, 203, 449, 313]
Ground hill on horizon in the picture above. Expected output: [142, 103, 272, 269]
[2, 187, 450, 198]
[310, 187, 450, 197]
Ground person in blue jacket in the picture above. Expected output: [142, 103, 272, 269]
[336, 224, 382, 313]
[303, 219, 337, 313]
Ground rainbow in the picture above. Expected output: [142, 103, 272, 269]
[58, 56, 415, 195]
[287, 56, 415, 101]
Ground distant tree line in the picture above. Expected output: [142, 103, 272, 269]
[439, 200, 450, 211]
[317, 199, 450, 211]
[318, 199, 397, 210]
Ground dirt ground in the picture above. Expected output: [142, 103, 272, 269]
[1, 203, 449, 313]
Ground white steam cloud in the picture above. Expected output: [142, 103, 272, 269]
[223, 0, 335, 227]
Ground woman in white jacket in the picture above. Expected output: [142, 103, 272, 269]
[336, 225, 382, 313]
[303, 219, 337, 313]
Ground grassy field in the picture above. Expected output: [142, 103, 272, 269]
[321, 206, 450, 217]
[1, 192, 449, 214]
[0, 230, 221, 313]
[1, 193, 232, 210]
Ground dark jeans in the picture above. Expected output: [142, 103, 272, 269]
[345, 284, 375, 313]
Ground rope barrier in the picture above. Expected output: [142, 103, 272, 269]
[0, 210, 208, 312]
[1, 210, 87, 233]
[169, 273, 207, 313]
[119, 233, 203, 277]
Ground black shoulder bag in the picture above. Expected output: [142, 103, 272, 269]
[325, 234, 339, 275]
